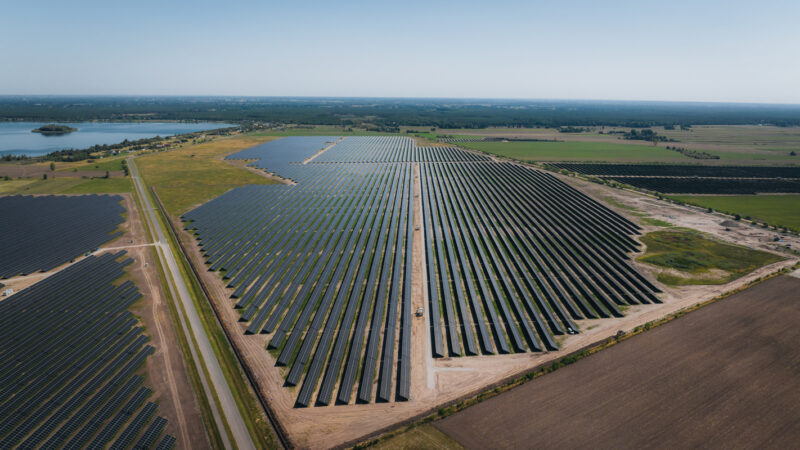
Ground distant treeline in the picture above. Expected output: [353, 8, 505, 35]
[2, 97, 800, 128]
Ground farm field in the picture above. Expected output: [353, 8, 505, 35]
[429, 125, 800, 165]
[432, 275, 800, 449]
[671, 194, 800, 232]
[457, 141, 689, 162]
[136, 135, 281, 215]
[637, 230, 783, 285]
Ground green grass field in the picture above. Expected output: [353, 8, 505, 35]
[458, 141, 690, 162]
[136, 134, 280, 215]
[638, 230, 783, 285]
[57, 155, 127, 172]
[0, 176, 132, 195]
[670, 195, 800, 232]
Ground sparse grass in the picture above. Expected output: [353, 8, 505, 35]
[638, 230, 783, 285]
[0, 176, 132, 194]
[369, 425, 462, 449]
[136, 135, 280, 215]
[670, 194, 800, 232]
[641, 217, 673, 227]
[458, 141, 690, 162]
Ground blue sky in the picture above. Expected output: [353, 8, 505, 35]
[1, 0, 798, 103]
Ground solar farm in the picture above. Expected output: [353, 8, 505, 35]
[0, 194, 126, 279]
[182, 136, 662, 412]
[0, 253, 175, 449]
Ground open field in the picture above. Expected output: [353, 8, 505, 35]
[57, 155, 128, 172]
[670, 194, 800, 232]
[136, 135, 281, 215]
[638, 230, 784, 285]
[458, 141, 690, 162]
[0, 176, 132, 194]
[433, 275, 800, 449]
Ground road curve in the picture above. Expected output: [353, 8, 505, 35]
[129, 157, 255, 450]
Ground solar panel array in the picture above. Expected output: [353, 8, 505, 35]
[0, 252, 175, 449]
[546, 163, 800, 194]
[0, 194, 126, 279]
[185, 136, 659, 407]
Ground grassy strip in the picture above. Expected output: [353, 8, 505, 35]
[354, 264, 798, 449]
[129, 177, 227, 449]
[669, 194, 800, 233]
[150, 188, 283, 449]
[0, 176, 132, 194]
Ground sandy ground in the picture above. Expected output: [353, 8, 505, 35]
[175, 164, 798, 449]
[303, 137, 344, 164]
[435, 275, 800, 449]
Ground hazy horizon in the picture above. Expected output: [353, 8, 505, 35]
[2, 0, 798, 103]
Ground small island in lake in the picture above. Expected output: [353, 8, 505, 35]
[32, 124, 78, 135]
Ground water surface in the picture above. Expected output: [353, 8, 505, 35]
[0, 122, 236, 157]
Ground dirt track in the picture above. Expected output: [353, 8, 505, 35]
[435, 275, 800, 449]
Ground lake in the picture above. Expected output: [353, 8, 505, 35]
[0, 122, 236, 157]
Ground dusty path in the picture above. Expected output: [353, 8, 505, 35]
[302, 137, 344, 164]
[129, 157, 255, 450]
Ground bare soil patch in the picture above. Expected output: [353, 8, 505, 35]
[435, 275, 800, 449]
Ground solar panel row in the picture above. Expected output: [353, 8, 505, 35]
[0, 194, 126, 279]
[184, 136, 660, 407]
[0, 252, 171, 449]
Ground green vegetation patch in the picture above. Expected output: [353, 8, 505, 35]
[638, 230, 783, 285]
[136, 135, 280, 215]
[58, 155, 127, 172]
[458, 141, 689, 162]
[670, 194, 800, 232]
[640, 217, 673, 227]
[0, 176, 132, 194]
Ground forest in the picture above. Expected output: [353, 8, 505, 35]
[2, 96, 800, 128]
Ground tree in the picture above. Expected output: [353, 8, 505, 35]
[42, 173, 48, 180]
[104, 171, 110, 179]
[50, 162, 55, 171]
[734, 214, 741, 221]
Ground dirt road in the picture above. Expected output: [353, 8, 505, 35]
[128, 157, 255, 450]
[435, 275, 800, 449]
